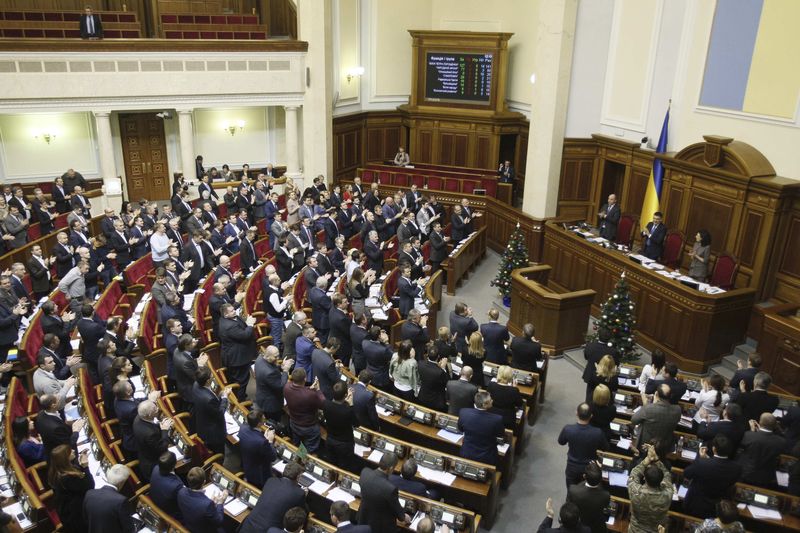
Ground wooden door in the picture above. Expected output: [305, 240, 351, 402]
[119, 113, 171, 202]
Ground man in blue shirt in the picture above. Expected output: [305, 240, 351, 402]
[557, 403, 609, 488]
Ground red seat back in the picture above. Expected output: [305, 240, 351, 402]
[410, 175, 425, 188]
[293, 267, 308, 309]
[385, 268, 399, 297]
[361, 170, 375, 184]
[427, 176, 443, 190]
[661, 230, 685, 269]
[422, 241, 431, 263]
[710, 252, 738, 289]
[616, 214, 638, 247]
[22, 313, 44, 367]
[393, 174, 409, 187]
[27, 223, 41, 241]
[482, 180, 498, 197]
[444, 179, 460, 192]
[461, 180, 480, 195]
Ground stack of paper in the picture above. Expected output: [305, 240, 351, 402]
[225, 499, 249, 516]
[747, 505, 782, 520]
[326, 486, 356, 504]
[608, 472, 628, 487]
[417, 465, 456, 486]
[436, 429, 463, 443]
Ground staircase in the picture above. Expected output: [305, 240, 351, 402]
[708, 338, 758, 381]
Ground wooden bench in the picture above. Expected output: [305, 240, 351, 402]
[0, 10, 140, 39]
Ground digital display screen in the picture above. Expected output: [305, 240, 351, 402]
[602, 458, 615, 467]
[754, 494, 769, 504]
[248, 494, 258, 506]
[313, 466, 324, 477]
[425, 52, 493, 104]
[610, 423, 620, 431]
[385, 442, 396, 452]
[352, 482, 360, 493]
[614, 394, 625, 402]
[442, 512, 455, 523]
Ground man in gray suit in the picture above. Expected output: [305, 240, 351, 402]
[184, 207, 206, 236]
[4, 205, 28, 249]
[270, 211, 287, 251]
[446, 366, 479, 415]
[631, 384, 681, 449]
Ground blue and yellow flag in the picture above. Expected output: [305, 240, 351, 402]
[641, 105, 670, 225]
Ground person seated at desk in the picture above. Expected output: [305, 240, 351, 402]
[393, 146, 410, 167]
[458, 390, 505, 466]
[149, 451, 185, 522]
[597, 194, 620, 242]
[177, 467, 226, 533]
[239, 462, 307, 533]
[688, 229, 712, 282]
[644, 362, 687, 405]
[640, 211, 666, 260]
[388, 458, 440, 500]
[536, 499, 590, 533]
[330, 500, 371, 533]
[12, 416, 45, 467]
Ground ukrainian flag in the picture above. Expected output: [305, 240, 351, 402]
[640, 106, 669, 226]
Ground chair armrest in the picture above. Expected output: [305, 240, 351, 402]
[28, 462, 48, 493]
[202, 453, 224, 467]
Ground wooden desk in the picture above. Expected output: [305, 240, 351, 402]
[442, 227, 487, 295]
[543, 222, 756, 372]
[509, 265, 596, 355]
[758, 303, 800, 395]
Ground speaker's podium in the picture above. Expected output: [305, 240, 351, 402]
[509, 265, 595, 355]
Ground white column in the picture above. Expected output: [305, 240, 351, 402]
[298, 0, 333, 183]
[284, 105, 301, 183]
[522, 0, 579, 218]
[177, 109, 196, 180]
[94, 111, 122, 212]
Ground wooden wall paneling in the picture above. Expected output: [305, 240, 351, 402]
[438, 132, 454, 165]
[778, 215, 800, 279]
[685, 192, 736, 256]
[417, 130, 433, 163]
[626, 167, 650, 218]
[475, 135, 491, 169]
[452, 133, 468, 167]
[332, 112, 365, 180]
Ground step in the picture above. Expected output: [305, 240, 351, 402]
[710, 364, 735, 381]
[733, 343, 756, 360]
[721, 354, 743, 372]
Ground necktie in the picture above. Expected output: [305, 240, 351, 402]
[88, 16, 94, 34]
[196, 244, 204, 268]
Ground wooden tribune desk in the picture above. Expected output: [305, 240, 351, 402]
[442, 227, 487, 295]
[508, 265, 596, 355]
[542, 221, 756, 373]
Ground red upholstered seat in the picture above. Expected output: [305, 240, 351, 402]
[378, 171, 391, 184]
[178, 15, 192, 23]
[615, 214, 638, 248]
[385, 268, 399, 297]
[461, 180, 480, 195]
[421, 241, 431, 263]
[393, 174, 409, 187]
[483, 180, 498, 197]
[54, 213, 69, 229]
[21, 314, 44, 366]
[293, 267, 308, 309]
[139, 300, 157, 354]
[361, 170, 374, 183]
[427, 176, 443, 190]
[710, 252, 738, 289]
[444, 179, 460, 192]
[251, 32, 266, 39]
[410, 175, 425, 188]
[195, 15, 210, 24]
[211, 15, 226, 24]
[24, 12, 44, 21]
[51, 290, 68, 310]
[384, 236, 398, 260]
[348, 234, 362, 251]
[660, 230, 685, 269]
[161, 14, 178, 23]
[27, 223, 41, 241]
[230, 253, 240, 272]
[255, 238, 271, 258]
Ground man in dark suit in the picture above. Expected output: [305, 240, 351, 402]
[450, 205, 469, 243]
[447, 367, 479, 415]
[417, 346, 449, 413]
[208, 282, 235, 340]
[735, 371, 779, 422]
[52, 231, 76, 278]
[352, 370, 380, 430]
[238, 410, 277, 488]
[322, 381, 358, 471]
[481, 309, 510, 364]
[83, 464, 135, 533]
[31, 188, 55, 235]
[397, 263, 420, 319]
[311, 338, 342, 401]
[730, 352, 762, 398]
[34, 394, 84, 458]
[582, 329, 619, 388]
[389, 459, 438, 500]
[174, 336, 206, 410]
[330, 500, 370, 533]
[181, 232, 209, 292]
[558, 403, 609, 487]
[358, 453, 411, 532]
[219, 303, 257, 399]
[255, 345, 294, 423]
[363, 327, 393, 391]
[428, 221, 450, 273]
[282, 311, 307, 361]
[79, 5, 103, 39]
[133, 400, 173, 483]
[149, 451, 185, 521]
[77, 304, 107, 382]
[240, 227, 259, 274]
[239, 462, 307, 533]
[499, 160, 515, 183]
[161, 292, 191, 333]
[192, 367, 231, 455]
[27, 245, 53, 299]
[738, 412, 786, 487]
[682, 434, 742, 519]
[176, 467, 226, 533]
[644, 362, 688, 404]
[304, 255, 325, 291]
[537, 499, 590, 533]
[640, 211, 667, 260]
[510, 323, 543, 371]
[696, 402, 746, 451]
[631, 384, 681, 449]
[41, 302, 77, 360]
[449, 302, 478, 356]
[329, 294, 353, 366]
[459, 391, 505, 465]
[598, 194, 620, 242]
[307, 276, 332, 343]
[350, 314, 370, 375]
[566, 463, 609, 533]
[113, 381, 147, 460]
[400, 309, 429, 360]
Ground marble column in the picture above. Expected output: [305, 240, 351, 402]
[284, 105, 301, 182]
[177, 109, 196, 180]
[298, 0, 333, 183]
[93, 111, 121, 212]
[522, 0, 579, 218]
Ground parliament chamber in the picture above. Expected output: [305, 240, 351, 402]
[1, 1, 800, 532]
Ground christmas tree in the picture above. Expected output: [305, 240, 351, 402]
[491, 222, 529, 301]
[587, 271, 638, 362]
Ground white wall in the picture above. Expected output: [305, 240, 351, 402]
[193, 107, 272, 170]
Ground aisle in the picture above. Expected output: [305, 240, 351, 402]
[438, 251, 588, 531]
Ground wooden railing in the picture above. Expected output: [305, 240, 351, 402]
[441, 227, 487, 295]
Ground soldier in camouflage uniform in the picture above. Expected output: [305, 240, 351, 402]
[627, 444, 673, 533]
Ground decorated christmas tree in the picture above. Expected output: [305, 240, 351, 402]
[491, 222, 529, 304]
[587, 271, 638, 362]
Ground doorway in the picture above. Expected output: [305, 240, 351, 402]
[119, 113, 171, 202]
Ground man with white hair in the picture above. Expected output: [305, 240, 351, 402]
[133, 400, 173, 483]
[255, 345, 294, 423]
[83, 463, 135, 532]
[282, 311, 307, 360]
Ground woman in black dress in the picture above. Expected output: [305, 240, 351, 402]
[461, 331, 486, 388]
[487, 365, 524, 429]
[48, 444, 95, 533]
[589, 384, 616, 441]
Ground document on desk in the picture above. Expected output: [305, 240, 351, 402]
[681, 449, 697, 461]
[616, 438, 631, 450]
[326, 486, 356, 504]
[436, 429, 463, 444]
[747, 505, 782, 521]
[354, 444, 372, 457]
[168, 445, 185, 462]
[225, 498, 249, 516]
[375, 406, 391, 417]
[417, 465, 456, 486]
[608, 471, 628, 487]
[273, 461, 287, 474]
[678, 485, 688, 499]
[497, 442, 510, 455]
[224, 412, 240, 435]
[2, 502, 32, 530]
[367, 449, 384, 463]
[777, 471, 789, 487]
[309, 480, 335, 496]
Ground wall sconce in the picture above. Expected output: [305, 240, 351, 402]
[345, 66, 365, 84]
[33, 130, 57, 144]
[222, 120, 245, 136]
[529, 73, 537, 85]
